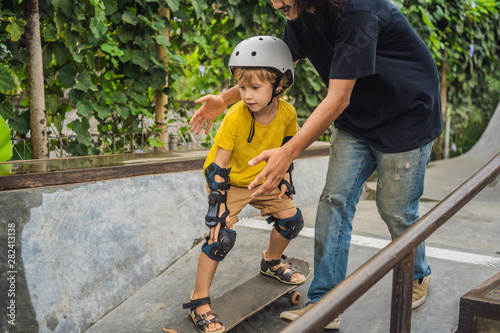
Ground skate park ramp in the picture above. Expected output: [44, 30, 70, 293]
[86, 103, 500, 333]
[0, 144, 329, 333]
[423, 101, 500, 200]
[87, 102, 500, 333]
[463, 101, 500, 162]
[1, 103, 498, 333]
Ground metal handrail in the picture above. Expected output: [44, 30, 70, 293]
[281, 152, 500, 333]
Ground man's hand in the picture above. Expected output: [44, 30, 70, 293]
[190, 94, 227, 135]
[248, 146, 294, 198]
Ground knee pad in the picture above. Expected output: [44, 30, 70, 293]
[266, 208, 304, 240]
[202, 227, 237, 261]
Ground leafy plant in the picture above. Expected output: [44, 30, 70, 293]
[1, 0, 172, 156]
[0, 0, 498, 158]
[396, 0, 500, 158]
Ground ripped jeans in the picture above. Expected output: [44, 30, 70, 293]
[307, 129, 432, 304]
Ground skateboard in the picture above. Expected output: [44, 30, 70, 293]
[163, 257, 311, 333]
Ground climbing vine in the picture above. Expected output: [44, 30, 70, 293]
[0, 0, 498, 158]
[397, 0, 500, 157]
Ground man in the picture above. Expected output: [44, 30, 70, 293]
[190, 0, 442, 329]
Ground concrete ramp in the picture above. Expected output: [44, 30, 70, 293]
[423, 102, 500, 201]
[463, 101, 500, 163]
[1, 101, 499, 333]
[0, 172, 210, 333]
[0, 146, 329, 333]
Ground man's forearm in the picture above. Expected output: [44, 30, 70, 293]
[286, 95, 348, 159]
[220, 85, 241, 107]
[286, 79, 355, 159]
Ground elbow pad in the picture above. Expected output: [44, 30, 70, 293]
[204, 162, 231, 228]
[279, 136, 295, 195]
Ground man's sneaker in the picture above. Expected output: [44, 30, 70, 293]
[412, 274, 431, 309]
[280, 303, 341, 330]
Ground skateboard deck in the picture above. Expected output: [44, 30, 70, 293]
[163, 257, 311, 333]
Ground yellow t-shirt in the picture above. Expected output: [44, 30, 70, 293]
[204, 99, 298, 187]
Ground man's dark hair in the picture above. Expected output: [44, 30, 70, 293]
[295, 0, 348, 25]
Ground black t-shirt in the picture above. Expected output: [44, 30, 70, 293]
[283, 0, 443, 153]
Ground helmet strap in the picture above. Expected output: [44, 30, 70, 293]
[267, 72, 284, 106]
[247, 112, 256, 143]
[248, 70, 284, 143]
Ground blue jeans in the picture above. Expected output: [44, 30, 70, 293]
[307, 129, 432, 304]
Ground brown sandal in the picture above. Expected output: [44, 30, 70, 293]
[182, 295, 225, 333]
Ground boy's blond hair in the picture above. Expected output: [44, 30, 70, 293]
[232, 67, 291, 96]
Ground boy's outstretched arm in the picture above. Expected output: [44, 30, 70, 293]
[190, 85, 241, 135]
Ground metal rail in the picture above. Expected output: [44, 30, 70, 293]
[281, 152, 500, 333]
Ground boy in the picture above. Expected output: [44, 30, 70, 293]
[182, 36, 306, 333]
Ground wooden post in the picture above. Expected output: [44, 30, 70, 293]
[390, 249, 415, 333]
[155, 6, 170, 151]
[25, 0, 48, 159]
[441, 53, 450, 159]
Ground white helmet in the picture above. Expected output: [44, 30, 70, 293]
[228, 36, 294, 90]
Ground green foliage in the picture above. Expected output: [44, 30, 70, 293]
[449, 75, 500, 157]
[0, 0, 325, 156]
[1, 0, 171, 156]
[0, 0, 498, 158]
[167, 0, 325, 119]
[395, 0, 500, 156]
[0, 65, 16, 93]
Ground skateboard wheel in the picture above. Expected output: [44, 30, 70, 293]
[289, 291, 301, 305]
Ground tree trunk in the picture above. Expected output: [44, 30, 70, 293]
[154, 6, 170, 151]
[25, 0, 48, 159]
[436, 55, 448, 160]
[444, 106, 451, 159]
